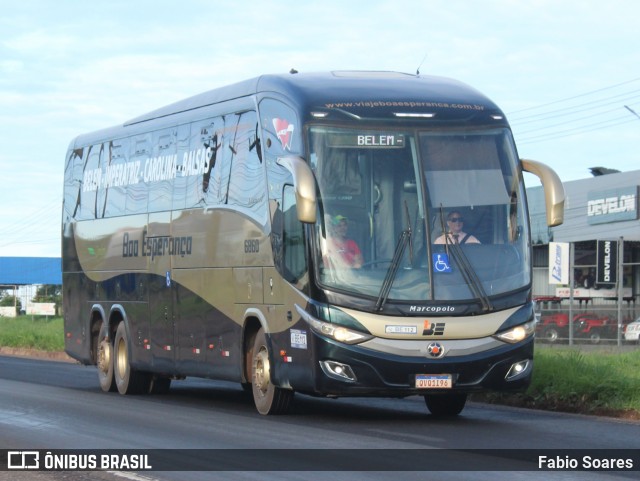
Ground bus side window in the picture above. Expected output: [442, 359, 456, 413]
[79, 144, 99, 220]
[282, 185, 307, 283]
[64, 147, 84, 221]
[227, 112, 267, 223]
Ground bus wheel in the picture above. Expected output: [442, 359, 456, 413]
[97, 322, 116, 392]
[113, 322, 150, 395]
[251, 327, 293, 415]
[424, 393, 467, 417]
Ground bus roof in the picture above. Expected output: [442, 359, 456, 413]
[71, 71, 505, 147]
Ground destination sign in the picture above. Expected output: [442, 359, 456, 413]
[329, 133, 406, 148]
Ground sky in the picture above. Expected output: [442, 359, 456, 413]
[1, 0, 639, 258]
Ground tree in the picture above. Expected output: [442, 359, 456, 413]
[32, 285, 62, 306]
[0, 293, 21, 311]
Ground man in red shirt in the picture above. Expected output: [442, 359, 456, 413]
[328, 215, 363, 268]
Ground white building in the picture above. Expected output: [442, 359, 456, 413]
[528, 168, 639, 321]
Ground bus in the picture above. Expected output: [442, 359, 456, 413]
[62, 71, 564, 416]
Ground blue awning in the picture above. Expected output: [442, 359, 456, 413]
[0, 257, 62, 285]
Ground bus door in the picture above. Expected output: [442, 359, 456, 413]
[147, 211, 176, 372]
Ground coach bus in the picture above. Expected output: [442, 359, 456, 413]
[62, 71, 564, 416]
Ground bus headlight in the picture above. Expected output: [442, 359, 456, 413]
[314, 322, 372, 344]
[495, 321, 535, 344]
[296, 304, 372, 345]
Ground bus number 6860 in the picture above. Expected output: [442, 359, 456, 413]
[244, 239, 260, 253]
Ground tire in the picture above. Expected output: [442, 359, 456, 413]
[424, 393, 467, 417]
[588, 330, 602, 344]
[113, 322, 151, 395]
[542, 325, 560, 343]
[97, 321, 116, 392]
[251, 327, 294, 415]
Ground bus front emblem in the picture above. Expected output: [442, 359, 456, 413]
[426, 342, 445, 358]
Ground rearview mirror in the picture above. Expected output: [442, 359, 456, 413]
[521, 159, 565, 227]
[276, 156, 317, 223]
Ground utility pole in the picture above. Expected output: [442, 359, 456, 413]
[624, 105, 640, 121]
[617, 238, 624, 346]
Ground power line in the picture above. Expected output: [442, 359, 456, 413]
[507, 78, 640, 145]
[511, 90, 640, 125]
[508, 77, 640, 116]
[517, 102, 640, 136]
[516, 115, 638, 145]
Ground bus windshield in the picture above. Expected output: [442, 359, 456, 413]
[309, 125, 530, 304]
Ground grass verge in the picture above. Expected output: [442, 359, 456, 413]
[0, 315, 65, 351]
[473, 347, 640, 419]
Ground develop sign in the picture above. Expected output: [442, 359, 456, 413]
[596, 240, 618, 285]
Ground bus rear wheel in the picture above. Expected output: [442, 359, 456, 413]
[97, 321, 116, 392]
[424, 393, 467, 417]
[113, 322, 150, 395]
[251, 327, 293, 415]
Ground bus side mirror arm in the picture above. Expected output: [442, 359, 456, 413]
[521, 158, 565, 227]
[276, 156, 318, 223]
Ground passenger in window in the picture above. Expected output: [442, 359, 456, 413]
[434, 210, 480, 245]
[327, 215, 363, 268]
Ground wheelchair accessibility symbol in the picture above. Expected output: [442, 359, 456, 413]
[432, 254, 452, 273]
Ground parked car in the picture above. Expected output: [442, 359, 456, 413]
[624, 318, 640, 344]
[536, 312, 615, 344]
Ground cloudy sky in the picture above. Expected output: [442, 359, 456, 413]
[1, 0, 639, 257]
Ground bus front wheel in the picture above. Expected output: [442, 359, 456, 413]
[251, 327, 293, 415]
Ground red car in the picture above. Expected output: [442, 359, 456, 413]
[537, 312, 614, 344]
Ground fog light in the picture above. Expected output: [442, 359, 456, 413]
[320, 360, 357, 382]
[505, 359, 531, 380]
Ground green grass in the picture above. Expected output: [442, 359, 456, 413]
[0, 315, 65, 351]
[474, 347, 640, 417]
[527, 348, 640, 414]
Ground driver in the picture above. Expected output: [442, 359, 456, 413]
[434, 210, 480, 245]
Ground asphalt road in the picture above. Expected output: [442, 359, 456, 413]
[1, 355, 639, 481]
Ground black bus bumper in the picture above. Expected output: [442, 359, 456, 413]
[273, 329, 533, 397]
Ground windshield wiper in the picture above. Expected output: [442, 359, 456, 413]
[447, 241, 493, 312]
[375, 229, 411, 312]
[375, 203, 414, 312]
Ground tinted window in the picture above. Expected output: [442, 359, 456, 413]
[227, 111, 266, 223]
[148, 129, 176, 213]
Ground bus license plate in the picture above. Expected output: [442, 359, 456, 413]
[416, 374, 452, 389]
